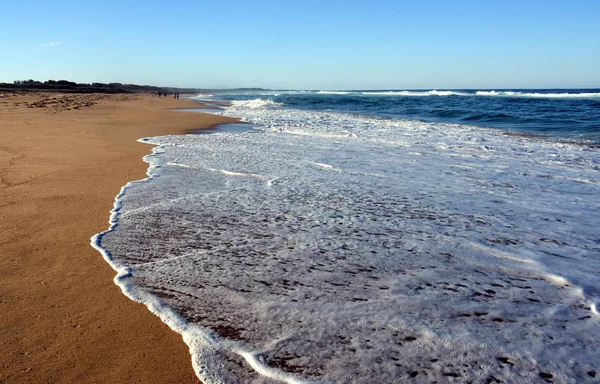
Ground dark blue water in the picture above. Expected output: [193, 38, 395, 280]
[205, 89, 600, 143]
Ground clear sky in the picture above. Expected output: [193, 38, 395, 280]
[1, 0, 598, 89]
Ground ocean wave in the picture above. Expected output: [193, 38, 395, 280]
[98, 107, 600, 382]
[230, 98, 283, 109]
[317, 90, 352, 95]
[358, 90, 600, 99]
[476, 91, 600, 98]
[363, 90, 470, 96]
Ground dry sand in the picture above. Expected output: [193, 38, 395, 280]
[0, 93, 238, 383]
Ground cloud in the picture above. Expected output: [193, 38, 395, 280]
[38, 41, 62, 48]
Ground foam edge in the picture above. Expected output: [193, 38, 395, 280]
[89, 137, 317, 384]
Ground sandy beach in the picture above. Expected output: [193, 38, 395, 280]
[0, 93, 238, 383]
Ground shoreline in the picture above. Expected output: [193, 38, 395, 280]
[0, 93, 238, 383]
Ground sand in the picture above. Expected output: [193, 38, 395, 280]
[0, 93, 238, 383]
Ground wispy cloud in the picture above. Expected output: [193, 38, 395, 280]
[38, 41, 62, 48]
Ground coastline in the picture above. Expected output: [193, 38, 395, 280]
[0, 93, 238, 383]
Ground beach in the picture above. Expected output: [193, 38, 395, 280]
[0, 93, 237, 383]
[3, 90, 599, 383]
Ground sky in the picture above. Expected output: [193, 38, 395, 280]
[0, 0, 598, 89]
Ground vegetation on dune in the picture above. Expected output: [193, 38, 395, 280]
[1, 79, 266, 94]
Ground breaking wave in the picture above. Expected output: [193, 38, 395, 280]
[475, 90, 600, 98]
[230, 98, 284, 109]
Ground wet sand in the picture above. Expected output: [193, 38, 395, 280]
[0, 93, 238, 383]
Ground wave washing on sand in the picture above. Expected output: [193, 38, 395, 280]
[93, 101, 600, 383]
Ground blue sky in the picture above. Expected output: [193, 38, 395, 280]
[1, 0, 598, 89]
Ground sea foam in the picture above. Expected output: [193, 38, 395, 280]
[94, 101, 600, 383]
[358, 90, 600, 98]
[229, 98, 284, 109]
[475, 90, 600, 98]
[362, 90, 470, 96]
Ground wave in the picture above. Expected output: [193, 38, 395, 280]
[363, 90, 470, 96]
[359, 90, 600, 99]
[476, 91, 600, 98]
[230, 98, 284, 109]
[317, 90, 352, 95]
[100, 106, 600, 382]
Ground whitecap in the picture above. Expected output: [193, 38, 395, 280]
[230, 98, 284, 109]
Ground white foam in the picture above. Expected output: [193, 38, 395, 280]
[317, 90, 351, 95]
[476, 90, 600, 98]
[92, 139, 313, 384]
[230, 98, 284, 109]
[311, 162, 334, 169]
[356, 90, 600, 99]
[192, 94, 214, 98]
[362, 90, 470, 96]
[94, 104, 600, 383]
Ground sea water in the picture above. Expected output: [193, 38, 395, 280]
[93, 90, 600, 383]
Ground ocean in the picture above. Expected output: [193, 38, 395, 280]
[93, 89, 600, 383]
